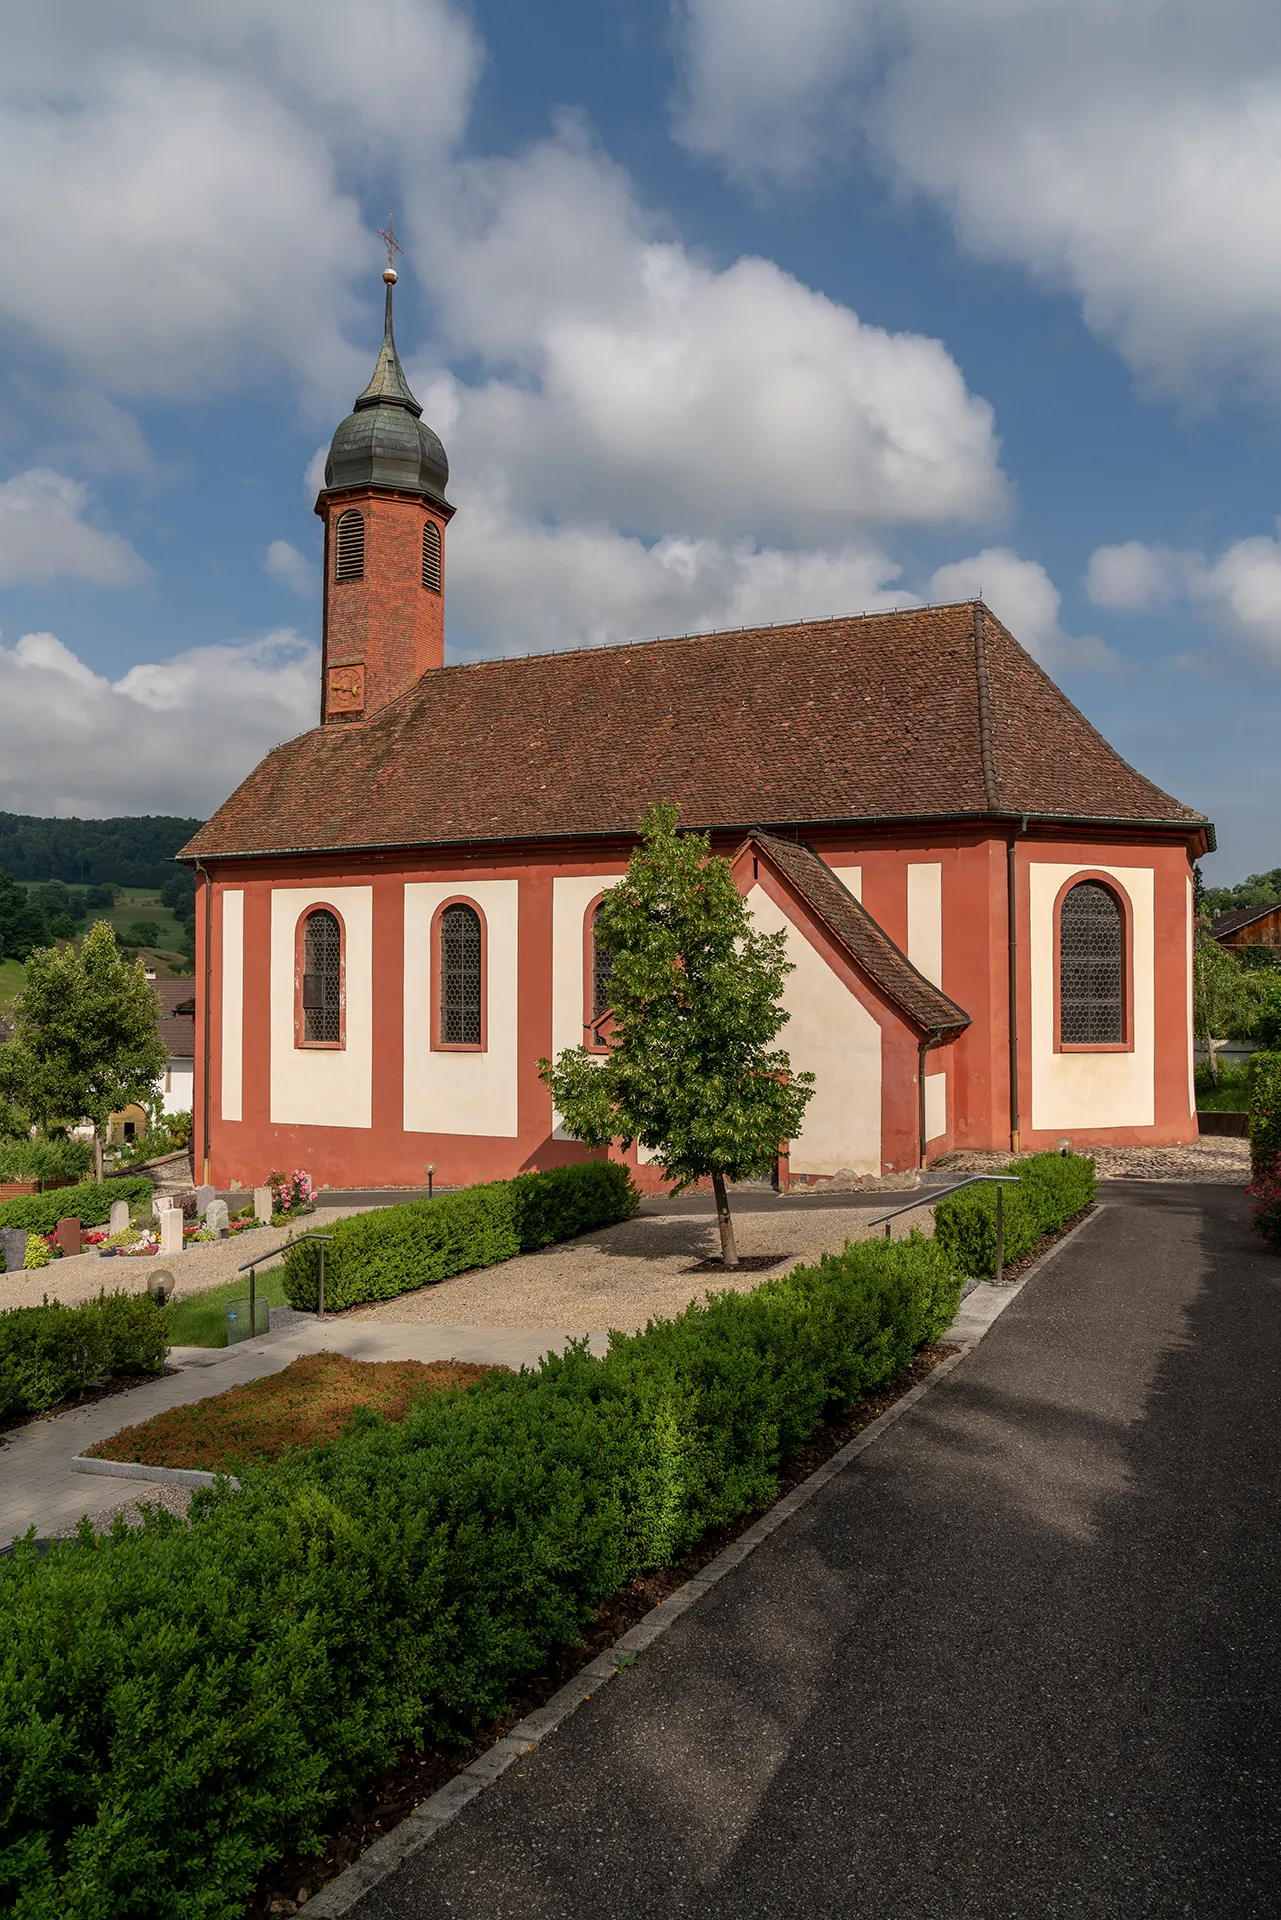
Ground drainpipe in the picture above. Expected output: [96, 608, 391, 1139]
[1007, 817, 1028, 1152]
[918, 1028, 947, 1169]
[194, 858, 212, 1186]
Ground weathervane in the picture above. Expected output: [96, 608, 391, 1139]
[377, 216, 403, 285]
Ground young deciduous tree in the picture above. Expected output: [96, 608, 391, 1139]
[1193, 924, 1260, 1085]
[0, 921, 167, 1180]
[540, 805, 814, 1268]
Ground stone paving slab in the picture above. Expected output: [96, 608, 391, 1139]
[0, 1320, 608, 1550]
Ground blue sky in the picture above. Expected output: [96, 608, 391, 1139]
[0, 1, 1277, 883]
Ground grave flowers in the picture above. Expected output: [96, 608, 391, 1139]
[267, 1168, 315, 1222]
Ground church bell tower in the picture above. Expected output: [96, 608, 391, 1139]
[316, 231, 453, 724]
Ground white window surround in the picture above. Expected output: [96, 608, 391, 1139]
[220, 889, 244, 1123]
[269, 885, 373, 1129]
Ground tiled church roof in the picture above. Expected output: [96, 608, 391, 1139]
[750, 833, 970, 1037]
[182, 602, 1208, 861]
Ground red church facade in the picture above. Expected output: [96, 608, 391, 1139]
[183, 278, 1211, 1194]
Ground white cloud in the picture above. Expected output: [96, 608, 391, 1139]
[0, 626, 318, 816]
[445, 483, 911, 653]
[1087, 524, 1281, 664]
[0, 2, 480, 404]
[264, 539, 315, 596]
[413, 130, 1007, 547]
[928, 547, 1117, 672]
[674, 0, 1281, 402]
[0, 468, 146, 585]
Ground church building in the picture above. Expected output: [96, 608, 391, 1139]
[181, 270, 1212, 1193]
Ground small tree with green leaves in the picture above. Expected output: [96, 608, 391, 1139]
[0, 921, 166, 1180]
[1193, 924, 1261, 1085]
[540, 805, 814, 1268]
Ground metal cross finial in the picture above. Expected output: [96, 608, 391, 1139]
[377, 216, 403, 283]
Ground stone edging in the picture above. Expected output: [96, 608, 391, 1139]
[70, 1456, 237, 1492]
[302, 1202, 1108, 1919]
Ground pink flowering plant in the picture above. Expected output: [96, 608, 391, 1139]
[1247, 1167, 1281, 1249]
[1247, 1051, 1281, 1249]
[267, 1168, 315, 1221]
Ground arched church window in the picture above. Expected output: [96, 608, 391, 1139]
[591, 900, 613, 1021]
[334, 509, 365, 582]
[1058, 880, 1124, 1045]
[422, 520, 442, 593]
[438, 901, 483, 1047]
[300, 908, 343, 1044]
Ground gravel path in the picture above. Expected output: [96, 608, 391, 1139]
[351, 1203, 936, 1336]
[0, 1206, 369, 1313]
[933, 1139, 1249, 1183]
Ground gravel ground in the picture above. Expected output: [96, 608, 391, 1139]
[0, 1205, 369, 1313]
[932, 1139, 1249, 1183]
[47, 1481, 194, 1542]
[351, 1202, 936, 1336]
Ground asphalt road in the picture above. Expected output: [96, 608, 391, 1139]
[350, 1184, 1280, 1919]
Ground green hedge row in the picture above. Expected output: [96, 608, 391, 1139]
[1248, 1049, 1281, 1184]
[0, 1292, 168, 1421]
[0, 1177, 154, 1241]
[933, 1151, 1096, 1278]
[281, 1159, 639, 1312]
[0, 1231, 959, 1918]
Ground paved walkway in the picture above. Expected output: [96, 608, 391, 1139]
[346, 1184, 1280, 1920]
[0, 1321, 609, 1549]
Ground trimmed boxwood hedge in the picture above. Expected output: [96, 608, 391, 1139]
[281, 1159, 640, 1312]
[0, 1292, 168, 1421]
[0, 1177, 154, 1244]
[0, 1230, 959, 1918]
[933, 1151, 1096, 1278]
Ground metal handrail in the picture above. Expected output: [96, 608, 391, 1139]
[236, 1232, 335, 1330]
[864, 1173, 1021, 1287]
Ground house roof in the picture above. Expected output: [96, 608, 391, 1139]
[182, 602, 1210, 863]
[1211, 901, 1281, 938]
[153, 979, 196, 1059]
[750, 832, 970, 1037]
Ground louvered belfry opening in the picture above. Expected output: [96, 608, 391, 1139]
[301, 909, 342, 1043]
[422, 519, 442, 593]
[440, 902, 482, 1045]
[591, 900, 613, 1021]
[1059, 881, 1123, 1045]
[334, 508, 365, 581]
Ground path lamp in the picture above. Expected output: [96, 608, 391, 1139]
[425, 1162, 436, 1200]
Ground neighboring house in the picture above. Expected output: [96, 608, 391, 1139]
[154, 980, 195, 1115]
[1210, 902, 1281, 954]
[179, 272, 1212, 1193]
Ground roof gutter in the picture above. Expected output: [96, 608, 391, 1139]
[178, 807, 1215, 868]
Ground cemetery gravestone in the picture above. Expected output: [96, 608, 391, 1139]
[195, 1185, 215, 1217]
[159, 1208, 185, 1257]
[205, 1198, 230, 1238]
[1, 1227, 28, 1274]
[111, 1200, 132, 1235]
[254, 1185, 274, 1225]
[55, 1217, 81, 1259]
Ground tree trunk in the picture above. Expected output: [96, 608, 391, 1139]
[94, 1126, 104, 1184]
[711, 1170, 739, 1269]
[1206, 1032, 1220, 1086]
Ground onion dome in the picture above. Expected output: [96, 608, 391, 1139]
[322, 273, 449, 503]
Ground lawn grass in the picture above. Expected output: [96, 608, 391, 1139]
[0, 956, 25, 1013]
[84, 1352, 498, 1470]
[1195, 1059, 1253, 1113]
[166, 1270, 294, 1348]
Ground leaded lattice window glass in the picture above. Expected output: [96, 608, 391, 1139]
[591, 900, 613, 1022]
[1059, 881, 1123, 1045]
[302, 909, 342, 1043]
[440, 903, 482, 1045]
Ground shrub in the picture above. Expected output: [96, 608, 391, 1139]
[22, 1232, 53, 1270]
[1248, 1049, 1281, 1187]
[0, 1176, 153, 1239]
[0, 1136, 94, 1189]
[282, 1160, 640, 1313]
[933, 1152, 1096, 1277]
[0, 1291, 168, 1422]
[0, 1230, 953, 1917]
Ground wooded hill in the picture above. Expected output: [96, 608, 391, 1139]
[0, 814, 204, 889]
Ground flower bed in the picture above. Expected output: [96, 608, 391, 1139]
[85, 1353, 501, 1472]
[1, 1229, 957, 1915]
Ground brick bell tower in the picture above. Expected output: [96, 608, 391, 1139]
[316, 249, 453, 724]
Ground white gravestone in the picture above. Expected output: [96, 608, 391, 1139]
[204, 1198, 230, 1238]
[110, 1200, 131, 1236]
[159, 1207, 185, 1257]
[253, 1185, 274, 1224]
[195, 1184, 216, 1217]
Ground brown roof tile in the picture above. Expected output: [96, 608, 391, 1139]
[183, 602, 1207, 861]
[751, 832, 970, 1035]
